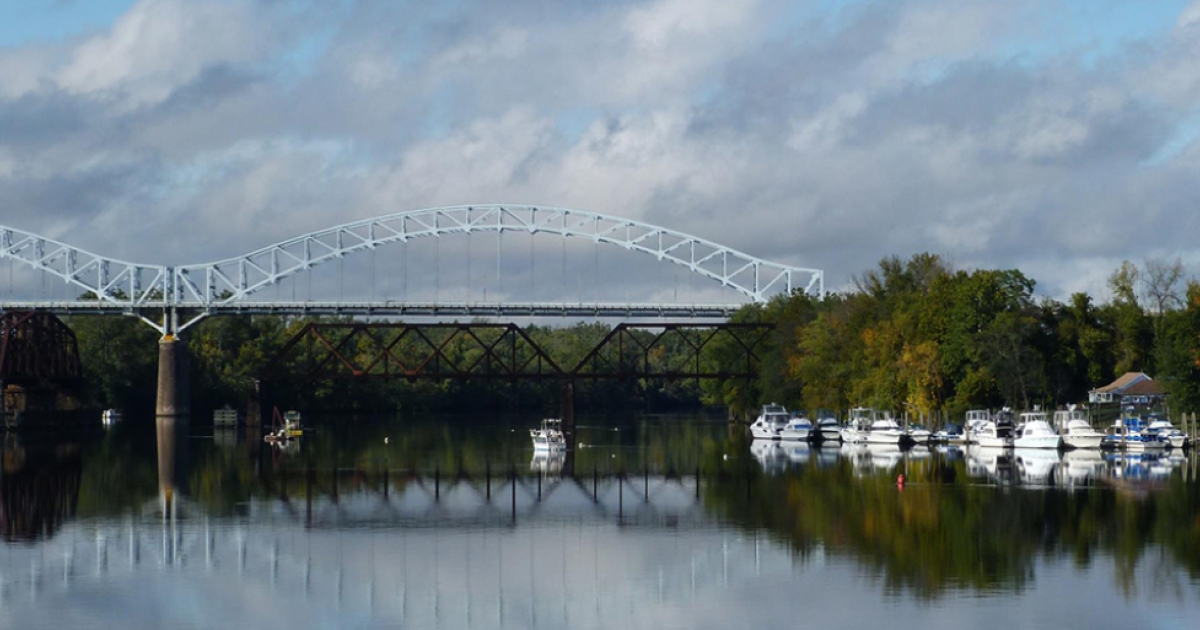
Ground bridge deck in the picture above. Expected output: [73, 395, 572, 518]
[0, 301, 742, 319]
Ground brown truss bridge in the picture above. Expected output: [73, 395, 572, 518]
[262, 322, 773, 382]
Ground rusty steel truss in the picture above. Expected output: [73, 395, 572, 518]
[0, 311, 82, 385]
[262, 322, 773, 382]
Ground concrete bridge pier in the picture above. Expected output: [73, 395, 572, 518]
[155, 335, 190, 417]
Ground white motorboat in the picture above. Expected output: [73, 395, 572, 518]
[974, 409, 1016, 448]
[1013, 412, 1062, 449]
[964, 409, 991, 442]
[840, 408, 875, 444]
[816, 415, 842, 443]
[101, 409, 122, 427]
[1103, 418, 1166, 452]
[780, 413, 814, 441]
[905, 424, 932, 445]
[1056, 409, 1104, 449]
[530, 418, 567, 451]
[750, 404, 789, 440]
[932, 423, 969, 445]
[1145, 416, 1189, 449]
[865, 413, 905, 445]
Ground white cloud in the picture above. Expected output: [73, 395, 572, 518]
[0, 0, 1198, 300]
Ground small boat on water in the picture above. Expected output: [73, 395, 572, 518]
[974, 409, 1016, 448]
[1103, 416, 1166, 452]
[839, 408, 874, 444]
[1144, 415, 1189, 449]
[1013, 411, 1062, 450]
[1055, 408, 1104, 449]
[750, 404, 789, 440]
[265, 411, 303, 444]
[964, 410, 991, 442]
[101, 409, 122, 427]
[816, 414, 841, 443]
[530, 418, 567, 451]
[905, 423, 932, 445]
[866, 412, 905, 445]
[932, 423, 968, 445]
[780, 412, 814, 441]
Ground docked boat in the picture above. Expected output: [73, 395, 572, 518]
[932, 423, 968, 445]
[750, 404, 790, 440]
[905, 423, 932, 445]
[1013, 412, 1062, 449]
[816, 414, 842, 443]
[264, 409, 304, 444]
[865, 412, 905, 445]
[1103, 417, 1166, 452]
[1055, 409, 1104, 449]
[964, 410, 991, 442]
[780, 412, 814, 441]
[839, 408, 874, 444]
[530, 418, 567, 451]
[974, 409, 1016, 448]
[1144, 415, 1189, 449]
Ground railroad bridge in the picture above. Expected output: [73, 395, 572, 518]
[0, 311, 83, 420]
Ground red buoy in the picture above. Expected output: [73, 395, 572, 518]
[896, 473, 906, 490]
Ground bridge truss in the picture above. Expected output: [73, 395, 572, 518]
[262, 322, 773, 382]
[1, 206, 823, 334]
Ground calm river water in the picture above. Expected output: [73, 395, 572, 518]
[2, 411, 1200, 629]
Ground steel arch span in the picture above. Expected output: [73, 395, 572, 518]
[0, 205, 823, 332]
[176, 205, 823, 303]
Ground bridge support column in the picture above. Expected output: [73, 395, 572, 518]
[155, 335, 190, 417]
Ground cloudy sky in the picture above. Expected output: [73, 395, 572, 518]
[1, 0, 1199, 301]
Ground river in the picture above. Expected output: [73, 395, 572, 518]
[1, 410, 1198, 629]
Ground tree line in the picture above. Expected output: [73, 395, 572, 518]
[703, 253, 1200, 420]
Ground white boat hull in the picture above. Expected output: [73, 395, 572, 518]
[750, 425, 780, 440]
[1013, 435, 1061, 449]
[906, 430, 931, 444]
[1169, 435, 1187, 448]
[975, 435, 1013, 448]
[1124, 440, 1165, 452]
[1063, 434, 1103, 449]
[866, 430, 903, 445]
[820, 429, 842, 442]
[780, 428, 811, 441]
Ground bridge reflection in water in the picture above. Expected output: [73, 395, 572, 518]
[0, 418, 782, 629]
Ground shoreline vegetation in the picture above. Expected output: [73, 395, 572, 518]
[65, 253, 1200, 421]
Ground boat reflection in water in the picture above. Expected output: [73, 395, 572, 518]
[530, 449, 567, 475]
[750, 438, 790, 473]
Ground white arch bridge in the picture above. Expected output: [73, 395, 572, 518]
[0, 205, 823, 335]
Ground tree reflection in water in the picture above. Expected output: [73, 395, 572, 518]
[8, 412, 1200, 604]
[710, 432, 1200, 599]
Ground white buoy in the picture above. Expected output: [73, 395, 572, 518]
[384, 437, 389, 444]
